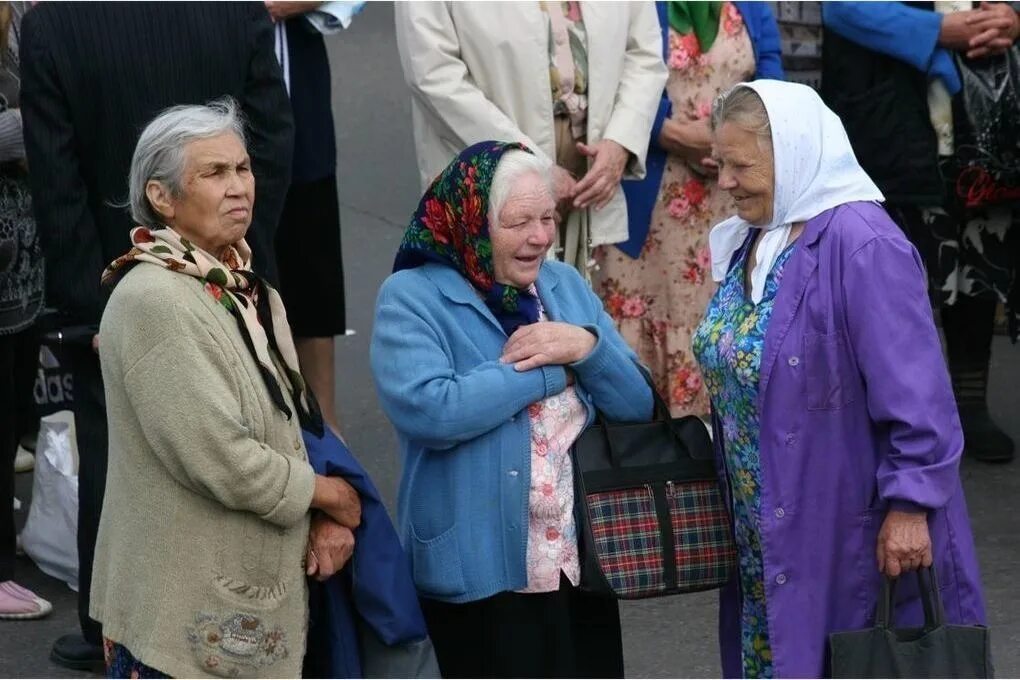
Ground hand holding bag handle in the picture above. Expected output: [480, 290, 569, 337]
[877, 566, 944, 634]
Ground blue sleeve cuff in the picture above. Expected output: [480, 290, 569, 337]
[569, 324, 609, 378]
[540, 365, 568, 398]
[649, 96, 672, 153]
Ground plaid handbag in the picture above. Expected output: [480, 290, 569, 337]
[570, 374, 736, 599]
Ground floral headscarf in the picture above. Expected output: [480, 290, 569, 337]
[394, 141, 541, 336]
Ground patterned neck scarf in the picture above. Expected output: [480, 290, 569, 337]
[393, 140, 541, 336]
[668, 1, 723, 52]
[102, 226, 323, 435]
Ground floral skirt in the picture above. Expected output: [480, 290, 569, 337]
[104, 639, 170, 679]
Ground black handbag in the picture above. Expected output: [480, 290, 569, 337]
[943, 47, 1020, 208]
[829, 566, 993, 678]
[569, 373, 736, 599]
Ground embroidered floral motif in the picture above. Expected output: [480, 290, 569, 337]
[187, 612, 288, 675]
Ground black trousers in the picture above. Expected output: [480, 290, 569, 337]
[0, 328, 40, 581]
[68, 345, 107, 644]
[420, 575, 624, 679]
[275, 175, 346, 338]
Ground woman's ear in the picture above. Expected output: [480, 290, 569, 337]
[145, 180, 175, 223]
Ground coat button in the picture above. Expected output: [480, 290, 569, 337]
[510, 416, 516, 422]
[293, 439, 302, 451]
[788, 356, 800, 367]
[776, 573, 788, 585]
[785, 433, 795, 445]
[508, 470, 519, 478]
[774, 507, 785, 519]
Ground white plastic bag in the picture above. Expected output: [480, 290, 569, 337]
[21, 410, 80, 591]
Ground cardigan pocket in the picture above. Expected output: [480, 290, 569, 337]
[805, 332, 856, 411]
[409, 523, 467, 598]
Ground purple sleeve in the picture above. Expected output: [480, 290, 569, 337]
[843, 232, 964, 510]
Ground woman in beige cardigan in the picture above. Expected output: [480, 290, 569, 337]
[92, 99, 359, 678]
[395, 1, 667, 276]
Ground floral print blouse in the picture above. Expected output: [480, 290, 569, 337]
[518, 302, 586, 593]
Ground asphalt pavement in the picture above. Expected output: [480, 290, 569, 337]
[2, 4, 1018, 678]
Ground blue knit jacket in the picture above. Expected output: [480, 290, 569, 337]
[369, 260, 653, 602]
[617, 1, 785, 258]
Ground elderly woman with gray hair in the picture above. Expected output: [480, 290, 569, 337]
[92, 99, 361, 678]
[691, 80, 985, 677]
[370, 141, 653, 678]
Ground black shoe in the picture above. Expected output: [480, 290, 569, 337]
[959, 404, 1016, 463]
[952, 365, 1015, 464]
[50, 633, 104, 672]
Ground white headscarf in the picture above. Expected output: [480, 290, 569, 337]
[708, 80, 884, 303]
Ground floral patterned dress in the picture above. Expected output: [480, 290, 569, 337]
[593, 3, 755, 416]
[691, 235, 798, 679]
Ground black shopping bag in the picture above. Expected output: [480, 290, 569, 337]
[942, 46, 1020, 208]
[829, 567, 993, 678]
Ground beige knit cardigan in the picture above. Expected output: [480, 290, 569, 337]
[91, 262, 316, 678]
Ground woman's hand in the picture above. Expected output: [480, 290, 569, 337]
[877, 510, 933, 578]
[501, 322, 596, 372]
[659, 117, 714, 170]
[265, 0, 322, 22]
[311, 475, 362, 529]
[572, 139, 630, 210]
[306, 514, 356, 581]
[965, 2, 1020, 59]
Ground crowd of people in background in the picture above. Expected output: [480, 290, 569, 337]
[0, 1, 1015, 679]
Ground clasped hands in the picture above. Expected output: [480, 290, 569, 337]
[307, 475, 361, 581]
[552, 139, 630, 215]
[943, 1, 1020, 59]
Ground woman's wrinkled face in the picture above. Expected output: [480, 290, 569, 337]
[713, 121, 775, 226]
[149, 132, 254, 253]
[490, 171, 556, 288]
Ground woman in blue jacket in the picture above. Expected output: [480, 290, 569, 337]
[370, 141, 652, 678]
[592, 1, 782, 417]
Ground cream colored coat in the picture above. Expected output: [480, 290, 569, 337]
[395, 1, 667, 248]
[92, 263, 315, 678]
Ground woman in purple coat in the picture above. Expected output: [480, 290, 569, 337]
[691, 80, 986, 678]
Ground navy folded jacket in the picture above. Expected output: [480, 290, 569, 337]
[302, 428, 428, 678]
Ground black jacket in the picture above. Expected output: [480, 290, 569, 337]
[20, 2, 294, 325]
[821, 8, 944, 207]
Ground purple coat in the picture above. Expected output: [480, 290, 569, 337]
[712, 202, 986, 678]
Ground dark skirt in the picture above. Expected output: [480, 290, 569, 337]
[890, 204, 1017, 307]
[420, 573, 624, 679]
[274, 175, 346, 338]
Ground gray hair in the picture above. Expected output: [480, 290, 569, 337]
[488, 149, 555, 225]
[128, 97, 247, 227]
[711, 84, 772, 146]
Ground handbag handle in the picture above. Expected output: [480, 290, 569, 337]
[877, 565, 945, 632]
[593, 363, 695, 467]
